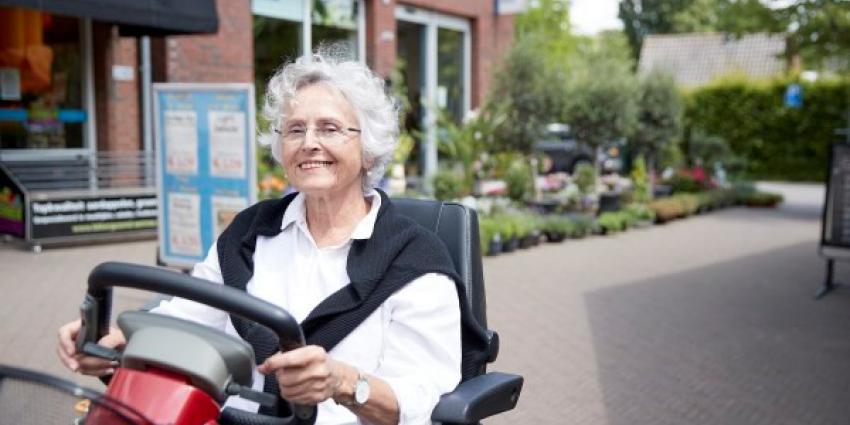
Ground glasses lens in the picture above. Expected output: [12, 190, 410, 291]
[281, 127, 351, 145]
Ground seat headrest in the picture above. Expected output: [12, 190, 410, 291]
[392, 198, 487, 327]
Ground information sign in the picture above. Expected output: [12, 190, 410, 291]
[154, 83, 257, 268]
[30, 194, 157, 240]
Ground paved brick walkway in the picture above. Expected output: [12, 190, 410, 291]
[2, 183, 847, 424]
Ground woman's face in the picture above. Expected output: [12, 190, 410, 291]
[280, 83, 365, 198]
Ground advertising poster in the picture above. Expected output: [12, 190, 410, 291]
[164, 110, 199, 175]
[209, 110, 247, 178]
[154, 84, 256, 268]
[167, 192, 202, 256]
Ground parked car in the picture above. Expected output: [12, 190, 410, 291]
[535, 123, 623, 174]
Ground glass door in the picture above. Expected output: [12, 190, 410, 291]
[395, 6, 470, 190]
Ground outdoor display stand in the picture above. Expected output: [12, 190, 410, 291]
[818, 140, 850, 298]
[154, 83, 257, 270]
[0, 158, 157, 252]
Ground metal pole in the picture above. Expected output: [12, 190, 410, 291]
[303, 0, 312, 56]
[141, 36, 153, 187]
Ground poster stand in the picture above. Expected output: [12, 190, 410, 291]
[153, 83, 257, 270]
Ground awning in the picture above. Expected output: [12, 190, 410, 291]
[0, 0, 218, 35]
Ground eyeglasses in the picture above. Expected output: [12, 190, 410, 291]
[273, 124, 361, 145]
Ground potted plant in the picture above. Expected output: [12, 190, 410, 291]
[496, 215, 519, 253]
[432, 169, 464, 201]
[573, 163, 597, 212]
[516, 216, 535, 249]
[745, 191, 784, 208]
[543, 216, 573, 242]
[597, 212, 626, 235]
[649, 197, 683, 223]
[624, 203, 655, 228]
[479, 217, 502, 256]
[568, 214, 593, 238]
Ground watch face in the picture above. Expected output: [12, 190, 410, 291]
[354, 379, 370, 405]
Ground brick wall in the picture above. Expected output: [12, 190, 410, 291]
[366, 0, 398, 78]
[92, 23, 139, 153]
[162, 0, 253, 83]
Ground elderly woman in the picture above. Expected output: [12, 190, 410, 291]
[57, 52, 487, 425]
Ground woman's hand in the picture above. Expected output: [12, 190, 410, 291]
[257, 345, 351, 405]
[56, 319, 126, 377]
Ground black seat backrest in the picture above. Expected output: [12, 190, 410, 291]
[391, 198, 487, 329]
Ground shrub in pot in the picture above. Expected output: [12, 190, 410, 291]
[745, 191, 783, 208]
[649, 198, 684, 223]
[495, 215, 519, 252]
[543, 216, 573, 242]
[569, 215, 593, 238]
[624, 203, 655, 227]
[515, 216, 535, 249]
[596, 212, 625, 235]
[479, 217, 502, 256]
[677, 194, 700, 216]
[432, 169, 465, 201]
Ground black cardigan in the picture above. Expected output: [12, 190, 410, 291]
[215, 190, 488, 410]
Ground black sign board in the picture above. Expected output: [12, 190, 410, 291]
[30, 194, 157, 240]
[821, 142, 850, 249]
[818, 141, 850, 298]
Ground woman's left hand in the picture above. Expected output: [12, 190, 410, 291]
[257, 345, 344, 405]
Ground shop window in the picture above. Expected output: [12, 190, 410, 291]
[312, 0, 358, 60]
[254, 15, 302, 103]
[0, 6, 85, 151]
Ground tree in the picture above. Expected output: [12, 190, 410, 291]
[773, 0, 850, 70]
[561, 38, 639, 169]
[620, 0, 850, 70]
[671, 0, 721, 32]
[486, 35, 564, 154]
[514, 0, 579, 68]
[632, 69, 683, 173]
[619, 0, 693, 59]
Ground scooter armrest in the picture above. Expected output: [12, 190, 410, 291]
[430, 371, 523, 424]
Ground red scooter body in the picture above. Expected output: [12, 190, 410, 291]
[77, 262, 316, 425]
[86, 368, 221, 425]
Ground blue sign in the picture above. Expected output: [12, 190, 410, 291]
[784, 83, 803, 109]
[154, 83, 257, 268]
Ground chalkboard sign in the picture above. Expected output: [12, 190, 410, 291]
[821, 142, 850, 255]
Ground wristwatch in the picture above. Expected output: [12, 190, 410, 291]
[336, 369, 370, 408]
[352, 370, 370, 407]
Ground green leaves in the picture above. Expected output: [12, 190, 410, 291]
[561, 37, 639, 151]
[632, 69, 684, 170]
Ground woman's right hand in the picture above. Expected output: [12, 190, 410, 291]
[56, 319, 126, 377]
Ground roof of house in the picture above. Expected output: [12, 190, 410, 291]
[638, 33, 787, 86]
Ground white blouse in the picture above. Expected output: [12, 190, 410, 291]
[151, 191, 462, 425]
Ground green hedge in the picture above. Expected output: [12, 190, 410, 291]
[685, 77, 850, 182]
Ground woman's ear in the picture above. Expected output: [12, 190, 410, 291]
[362, 158, 375, 176]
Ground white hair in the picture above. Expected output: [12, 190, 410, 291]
[258, 50, 399, 192]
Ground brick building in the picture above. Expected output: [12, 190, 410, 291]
[0, 0, 520, 185]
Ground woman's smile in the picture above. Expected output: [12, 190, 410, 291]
[299, 160, 335, 170]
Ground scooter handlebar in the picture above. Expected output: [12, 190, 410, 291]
[78, 261, 305, 353]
